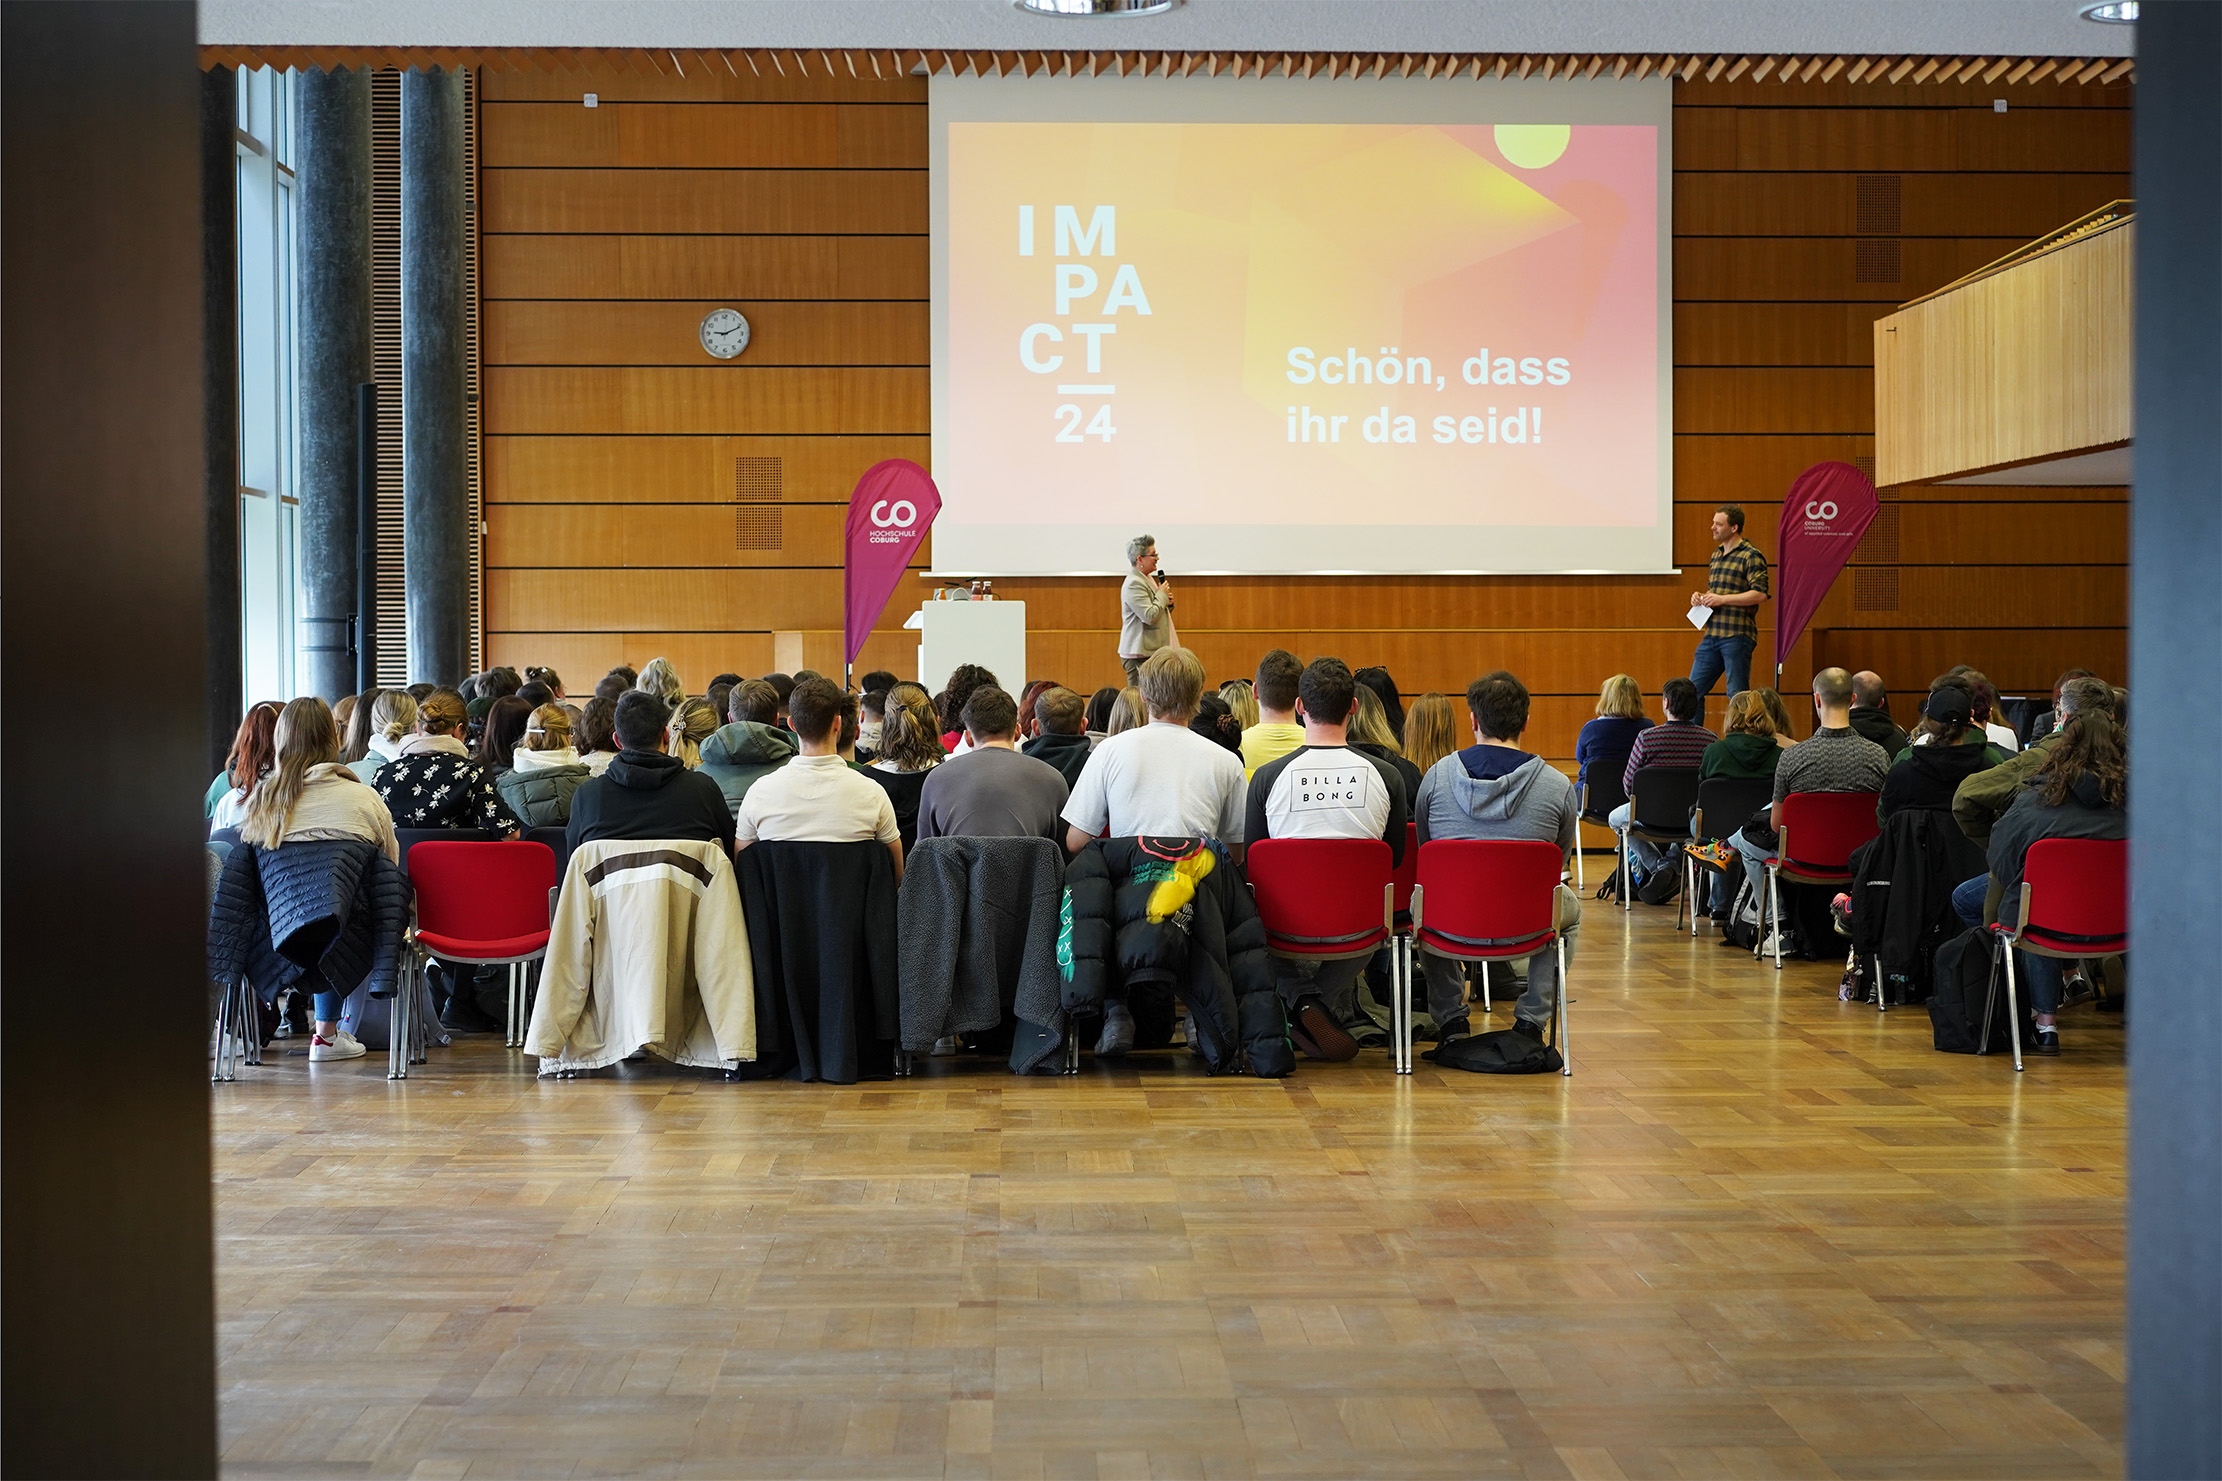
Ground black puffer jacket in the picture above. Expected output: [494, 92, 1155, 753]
[1061, 836, 1289, 1077]
[208, 838, 411, 1006]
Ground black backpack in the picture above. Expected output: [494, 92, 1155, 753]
[1425, 1027, 1565, 1074]
[1928, 925, 2014, 1054]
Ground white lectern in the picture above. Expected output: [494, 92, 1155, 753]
[909, 600, 1027, 697]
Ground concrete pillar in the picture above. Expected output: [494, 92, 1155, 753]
[402, 68, 470, 685]
[203, 64, 241, 770]
[2128, 5, 2222, 1476]
[293, 67, 372, 703]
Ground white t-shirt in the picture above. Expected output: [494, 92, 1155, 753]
[1060, 720, 1247, 845]
[1248, 745, 1395, 845]
[734, 753, 900, 846]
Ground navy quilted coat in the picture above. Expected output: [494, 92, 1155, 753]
[207, 838, 411, 1003]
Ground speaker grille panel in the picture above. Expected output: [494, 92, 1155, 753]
[734, 456, 783, 550]
[1855, 174, 1902, 234]
[1855, 239, 1902, 284]
[1853, 566, 1901, 612]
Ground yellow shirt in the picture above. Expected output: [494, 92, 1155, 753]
[1239, 722, 1306, 780]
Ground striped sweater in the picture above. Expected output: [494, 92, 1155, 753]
[1623, 719, 1718, 794]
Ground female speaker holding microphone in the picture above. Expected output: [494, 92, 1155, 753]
[1117, 534, 1176, 686]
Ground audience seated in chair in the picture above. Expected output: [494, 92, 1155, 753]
[1083, 685, 1122, 746]
[1021, 686, 1093, 791]
[349, 689, 415, 782]
[698, 679, 797, 815]
[1347, 682, 1423, 801]
[374, 687, 521, 836]
[209, 699, 282, 829]
[1609, 677, 1715, 891]
[1945, 665, 2021, 755]
[1702, 689, 1792, 783]
[1952, 677, 2115, 850]
[635, 655, 685, 707]
[1400, 692, 1460, 778]
[1189, 694, 1245, 756]
[666, 696, 719, 769]
[734, 678, 903, 881]
[1728, 667, 1889, 952]
[2025, 667, 2097, 746]
[1240, 649, 1306, 779]
[1060, 645, 1249, 1056]
[917, 685, 1071, 843]
[863, 682, 943, 853]
[1576, 673, 1652, 809]
[238, 695, 400, 1061]
[565, 691, 735, 856]
[1879, 680, 2009, 821]
[1849, 671, 1911, 757]
[497, 703, 592, 828]
[1245, 656, 1410, 1062]
[1411, 670, 1581, 1046]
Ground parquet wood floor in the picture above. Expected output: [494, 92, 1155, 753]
[212, 889, 2126, 1480]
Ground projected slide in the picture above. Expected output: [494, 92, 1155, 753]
[930, 79, 1671, 576]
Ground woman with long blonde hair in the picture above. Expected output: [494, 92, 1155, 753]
[1106, 686, 1147, 735]
[496, 703, 592, 827]
[1575, 672, 1653, 808]
[1401, 693, 1461, 778]
[636, 656, 685, 706]
[238, 696, 400, 1061]
[666, 696, 720, 769]
[371, 687, 520, 834]
[348, 689, 418, 782]
[1219, 678, 1259, 730]
[1348, 682, 1423, 799]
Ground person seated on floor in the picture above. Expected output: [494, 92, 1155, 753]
[1240, 649, 1306, 779]
[373, 687, 521, 836]
[1022, 686, 1093, 791]
[862, 682, 944, 853]
[1971, 706, 2127, 1056]
[733, 678, 903, 880]
[1575, 673, 1652, 809]
[1727, 668, 1889, 951]
[209, 700, 283, 831]
[496, 703, 592, 829]
[238, 696, 401, 1062]
[916, 685, 1071, 843]
[1849, 671, 1911, 757]
[698, 679, 799, 814]
[1953, 676, 2115, 852]
[1245, 656, 1410, 1062]
[566, 691, 735, 857]
[1879, 680, 2009, 821]
[1410, 670, 1581, 1046]
[1609, 676, 1716, 895]
[1061, 646, 1250, 1056]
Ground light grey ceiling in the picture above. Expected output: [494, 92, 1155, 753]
[201, 0, 2137, 58]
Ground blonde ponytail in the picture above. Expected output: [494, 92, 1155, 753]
[240, 697, 340, 850]
[373, 689, 418, 743]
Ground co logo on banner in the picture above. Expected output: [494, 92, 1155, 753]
[1804, 499, 1839, 521]
[870, 499, 918, 528]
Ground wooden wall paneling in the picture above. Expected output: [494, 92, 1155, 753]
[1808, 563, 2125, 629]
[1673, 303, 1888, 367]
[1668, 499, 2126, 566]
[482, 366, 929, 435]
[1811, 627, 2127, 694]
[1675, 236, 2028, 301]
[482, 101, 924, 169]
[482, 234, 927, 300]
[486, 630, 779, 683]
[482, 168, 928, 235]
[485, 502, 874, 568]
[1676, 77, 2129, 111]
[485, 434, 930, 502]
[1675, 367, 1874, 433]
[1685, 106, 2132, 174]
[1673, 434, 1872, 496]
[484, 300, 929, 366]
[1674, 172, 2132, 239]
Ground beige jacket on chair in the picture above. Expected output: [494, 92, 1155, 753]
[527, 838, 757, 1074]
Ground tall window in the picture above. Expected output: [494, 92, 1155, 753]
[235, 68, 300, 703]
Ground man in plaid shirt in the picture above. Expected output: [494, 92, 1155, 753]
[1690, 503, 1769, 699]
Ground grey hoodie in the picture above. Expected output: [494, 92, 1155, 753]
[698, 721, 798, 813]
[1413, 749, 1578, 857]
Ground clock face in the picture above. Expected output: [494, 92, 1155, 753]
[699, 308, 751, 360]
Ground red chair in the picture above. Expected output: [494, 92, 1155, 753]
[1760, 792, 1881, 971]
[1409, 839, 1572, 1076]
[1986, 838, 2128, 1072]
[1247, 838, 1398, 1068]
[404, 841, 560, 1065]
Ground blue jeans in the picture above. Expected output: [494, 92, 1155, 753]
[1951, 875, 1989, 932]
[1691, 634, 1756, 699]
[1607, 802, 1672, 877]
[314, 991, 342, 1022]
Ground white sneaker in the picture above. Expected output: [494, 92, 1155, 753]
[308, 1032, 366, 1062]
[336, 1028, 365, 1053]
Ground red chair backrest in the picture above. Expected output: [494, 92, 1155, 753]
[1414, 839, 1562, 941]
[1777, 791, 1880, 869]
[1247, 838, 1392, 945]
[408, 841, 559, 941]
[1390, 823, 1420, 916]
[2020, 837, 2128, 940]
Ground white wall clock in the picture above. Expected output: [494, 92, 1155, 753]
[699, 307, 751, 360]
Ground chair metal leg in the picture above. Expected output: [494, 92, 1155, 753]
[244, 981, 263, 1066]
[1874, 955, 1887, 1014]
[1618, 829, 1631, 912]
[1575, 838, 1585, 890]
[1675, 852, 1688, 932]
[1478, 961, 1491, 1013]
[1394, 939, 1412, 1075]
[1556, 937, 1570, 1077]
[2003, 945, 2024, 1072]
[211, 979, 234, 1084]
[389, 957, 412, 1080]
[1064, 1020, 1081, 1074]
[1767, 865, 1784, 971]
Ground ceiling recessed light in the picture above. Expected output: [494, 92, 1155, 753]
[1014, 0, 1182, 16]
[2078, 1, 2138, 22]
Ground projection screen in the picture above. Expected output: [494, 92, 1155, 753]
[928, 73, 1672, 577]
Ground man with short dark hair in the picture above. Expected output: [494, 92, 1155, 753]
[698, 680, 798, 814]
[1022, 686, 1092, 790]
[1727, 666, 1889, 952]
[566, 690, 737, 855]
[733, 677, 903, 879]
[1411, 671, 1582, 1045]
[593, 674, 628, 704]
[859, 669, 897, 695]
[1240, 649, 1306, 778]
[1609, 677, 1717, 894]
[1689, 503, 1769, 699]
[1245, 658, 1409, 1060]
[916, 685, 1071, 843]
[761, 673, 796, 728]
[1849, 670, 1910, 757]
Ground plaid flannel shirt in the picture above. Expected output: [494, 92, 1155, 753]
[1704, 539, 1769, 640]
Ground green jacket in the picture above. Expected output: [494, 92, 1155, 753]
[495, 758, 591, 829]
[1951, 731, 2062, 845]
[1699, 731, 1782, 782]
[698, 721, 798, 815]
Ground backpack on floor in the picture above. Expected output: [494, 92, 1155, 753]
[1425, 1027, 1564, 1074]
[1719, 875, 1762, 952]
[1593, 864, 1626, 904]
[1928, 926, 2013, 1054]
